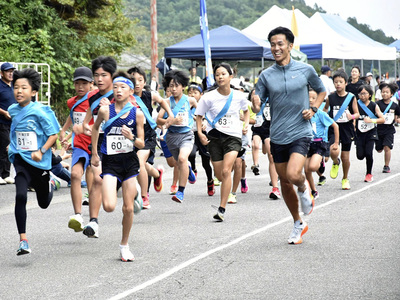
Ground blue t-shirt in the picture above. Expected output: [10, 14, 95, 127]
[0, 79, 16, 125]
[167, 95, 193, 134]
[255, 59, 325, 144]
[311, 109, 334, 142]
[8, 101, 60, 170]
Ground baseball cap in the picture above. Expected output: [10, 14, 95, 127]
[321, 65, 331, 73]
[1, 62, 16, 71]
[73, 67, 93, 82]
[366, 72, 373, 77]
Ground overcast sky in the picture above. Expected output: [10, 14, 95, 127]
[304, 0, 400, 41]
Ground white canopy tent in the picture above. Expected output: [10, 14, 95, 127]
[243, 5, 396, 74]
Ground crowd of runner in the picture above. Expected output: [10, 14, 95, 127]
[1, 26, 400, 261]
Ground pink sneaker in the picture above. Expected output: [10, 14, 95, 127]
[269, 187, 281, 200]
[240, 178, 248, 193]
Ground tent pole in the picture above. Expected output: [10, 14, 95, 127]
[342, 60, 345, 71]
[262, 58, 264, 69]
[378, 61, 381, 80]
[361, 59, 364, 75]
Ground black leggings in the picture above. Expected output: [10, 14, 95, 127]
[189, 143, 213, 182]
[356, 138, 375, 175]
[14, 156, 53, 234]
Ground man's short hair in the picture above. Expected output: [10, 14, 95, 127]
[268, 27, 294, 44]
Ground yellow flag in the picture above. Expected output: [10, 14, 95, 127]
[291, 6, 299, 50]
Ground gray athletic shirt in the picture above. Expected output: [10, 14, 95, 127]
[255, 59, 325, 145]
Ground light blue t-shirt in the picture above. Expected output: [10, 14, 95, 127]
[311, 109, 334, 142]
[166, 95, 193, 134]
[255, 59, 325, 144]
[8, 101, 60, 170]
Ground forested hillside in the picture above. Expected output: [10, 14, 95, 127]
[124, 0, 396, 58]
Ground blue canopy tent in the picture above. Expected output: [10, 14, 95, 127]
[389, 40, 400, 51]
[164, 25, 274, 62]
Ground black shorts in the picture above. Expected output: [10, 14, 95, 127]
[14, 154, 51, 194]
[251, 123, 270, 142]
[101, 151, 140, 182]
[271, 137, 311, 163]
[307, 141, 329, 158]
[207, 130, 242, 162]
[328, 123, 354, 151]
[194, 131, 210, 157]
[375, 132, 394, 151]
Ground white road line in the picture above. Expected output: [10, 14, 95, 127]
[108, 173, 400, 300]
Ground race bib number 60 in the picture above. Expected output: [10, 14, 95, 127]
[106, 136, 133, 155]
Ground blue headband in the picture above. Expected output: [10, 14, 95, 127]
[113, 76, 134, 89]
[189, 84, 203, 93]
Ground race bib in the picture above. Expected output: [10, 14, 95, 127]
[175, 111, 189, 127]
[333, 108, 350, 123]
[358, 120, 374, 133]
[254, 114, 263, 127]
[93, 115, 105, 133]
[263, 105, 271, 121]
[16, 131, 38, 151]
[106, 135, 133, 155]
[216, 113, 233, 129]
[73, 112, 86, 125]
[384, 112, 394, 125]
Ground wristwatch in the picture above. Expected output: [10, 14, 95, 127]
[310, 106, 318, 113]
[40, 146, 47, 154]
[131, 135, 136, 143]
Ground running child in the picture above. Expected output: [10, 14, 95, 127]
[324, 70, 360, 190]
[355, 85, 385, 182]
[127, 66, 174, 208]
[305, 89, 339, 199]
[195, 63, 249, 221]
[188, 83, 215, 196]
[158, 70, 198, 203]
[81, 56, 117, 238]
[8, 68, 60, 255]
[91, 71, 145, 261]
[59, 66, 94, 232]
[375, 82, 400, 173]
[249, 88, 281, 199]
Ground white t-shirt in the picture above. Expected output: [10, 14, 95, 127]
[195, 89, 248, 138]
[320, 74, 335, 99]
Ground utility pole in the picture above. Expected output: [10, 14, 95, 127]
[150, 0, 158, 80]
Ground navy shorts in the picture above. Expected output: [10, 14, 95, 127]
[101, 151, 140, 182]
[307, 141, 329, 158]
[375, 132, 394, 151]
[271, 137, 311, 163]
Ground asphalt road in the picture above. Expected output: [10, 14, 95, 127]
[1, 132, 400, 300]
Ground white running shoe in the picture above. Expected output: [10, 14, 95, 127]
[120, 245, 135, 262]
[68, 214, 84, 232]
[83, 221, 99, 238]
[288, 220, 309, 244]
[4, 176, 15, 184]
[297, 180, 314, 215]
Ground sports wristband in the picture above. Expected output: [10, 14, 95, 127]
[371, 119, 377, 124]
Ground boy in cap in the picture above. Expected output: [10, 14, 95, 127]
[0, 62, 17, 185]
[59, 67, 94, 233]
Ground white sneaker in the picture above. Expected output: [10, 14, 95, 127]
[227, 193, 237, 204]
[83, 221, 99, 238]
[288, 220, 308, 244]
[120, 244, 135, 262]
[4, 176, 15, 184]
[68, 214, 84, 232]
[0, 177, 6, 185]
[297, 180, 314, 215]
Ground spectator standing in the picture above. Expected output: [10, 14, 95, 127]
[0, 62, 17, 185]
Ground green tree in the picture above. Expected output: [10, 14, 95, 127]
[0, 0, 138, 123]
